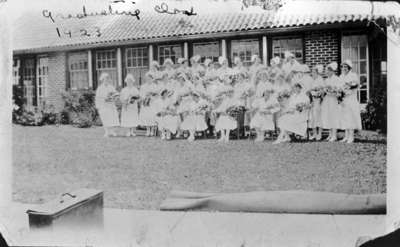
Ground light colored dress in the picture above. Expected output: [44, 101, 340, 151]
[214, 97, 238, 132]
[340, 71, 362, 130]
[95, 84, 120, 127]
[120, 86, 140, 128]
[278, 92, 310, 137]
[308, 76, 324, 128]
[155, 97, 181, 134]
[250, 96, 280, 131]
[180, 99, 208, 131]
[321, 75, 343, 129]
[139, 82, 160, 126]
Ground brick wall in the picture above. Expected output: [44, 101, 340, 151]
[304, 30, 340, 69]
[47, 52, 67, 112]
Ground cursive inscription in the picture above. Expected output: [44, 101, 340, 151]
[154, 2, 197, 16]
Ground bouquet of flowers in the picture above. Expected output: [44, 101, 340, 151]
[157, 106, 176, 117]
[336, 87, 346, 104]
[129, 94, 140, 104]
[308, 86, 325, 99]
[194, 101, 212, 115]
[295, 102, 311, 112]
[277, 90, 292, 102]
[142, 91, 159, 106]
[106, 92, 120, 103]
[226, 100, 247, 118]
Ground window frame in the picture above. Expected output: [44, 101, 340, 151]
[95, 49, 118, 87]
[68, 51, 89, 90]
[230, 39, 261, 66]
[157, 44, 183, 66]
[272, 36, 304, 64]
[192, 41, 220, 63]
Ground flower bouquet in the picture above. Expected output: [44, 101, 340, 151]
[129, 94, 140, 104]
[335, 87, 346, 104]
[295, 102, 311, 112]
[157, 106, 176, 117]
[308, 86, 325, 99]
[277, 90, 292, 102]
[226, 100, 247, 118]
[194, 101, 212, 115]
[106, 92, 120, 103]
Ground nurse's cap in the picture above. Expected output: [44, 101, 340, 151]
[191, 54, 201, 63]
[284, 51, 295, 58]
[341, 59, 353, 69]
[270, 56, 281, 66]
[233, 56, 241, 65]
[326, 62, 338, 71]
[302, 64, 310, 73]
[218, 56, 227, 65]
[163, 58, 174, 66]
[251, 54, 260, 63]
[203, 58, 213, 67]
[177, 57, 187, 64]
[150, 60, 160, 68]
[124, 74, 135, 83]
[314, 64, 324, 74]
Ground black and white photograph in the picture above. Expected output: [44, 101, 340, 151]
[0, 0, 400, 246]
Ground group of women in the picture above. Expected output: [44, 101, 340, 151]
[95, 51, 362, 144]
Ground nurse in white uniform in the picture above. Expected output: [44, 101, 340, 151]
[321, 62, 343, 142]
[120, 74, 140, 136]
[308, 65, 325, 140]
[95, 73, 120, 137]
[339, 60, 362, 143]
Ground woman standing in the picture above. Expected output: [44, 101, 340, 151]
[321, 62, 343, 142]
[120, 74, 140, 136]
[308, 65, 325, 140]
[214, 88, 238, 142]
[140, 61, 161, 137]
[339, 60, 362, 143]
[95, 73, 120, 137]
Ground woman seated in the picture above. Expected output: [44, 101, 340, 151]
[275, 82, 310, 144]
[250, 86, 280, 142]
[95, 73, 120, 137]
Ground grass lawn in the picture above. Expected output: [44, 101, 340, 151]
[12, 124, 386, 209]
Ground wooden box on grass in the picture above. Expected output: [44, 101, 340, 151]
[26, 189, 103, 229]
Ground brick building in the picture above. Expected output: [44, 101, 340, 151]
[12, 0, 396, 111]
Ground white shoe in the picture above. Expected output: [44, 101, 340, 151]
[188, 135, 195, 142]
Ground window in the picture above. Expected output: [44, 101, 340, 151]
[22, 58, 35, 108]
[13, 59, 20, 85]
[193, 42, 219, 63]
[272, 37, 303, 63]
[69, 52, 89, 90]
[231, 39, 260, 66]
[158, 45, 182, 66]
[342, 35, 369, 104]
[36, 57, 48, 107]
[96, 50, 117, 87]
[125, 47, 149, 86]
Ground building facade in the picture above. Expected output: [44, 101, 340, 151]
[12, 1, 393, 112]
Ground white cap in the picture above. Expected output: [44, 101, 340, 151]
[163, 58, 174, 66]
[284, 51, 295, 58]
[177, 57, 187, 64]
[270, 56, 281, 66]
[124, 73, 135, 84]
[327, 62, 338, 71]
[233, 56, 241, 65]
[342, 59, 353, 69]
[251, 54, 260, 63]
[150, 60, 159, 68]
[302, 64, 310, 73]
[218, 56, 227, 65]
[314, 64, 324, 74]
[191, 54, 201, 63]
[204, 58, 213, 67]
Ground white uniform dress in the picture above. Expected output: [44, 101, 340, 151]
[340, 72, 362, 130]
[180, 99, 208, 131]
[308, 76, 324, 129]
[215, 97, 238, 132]
[155, 97, 181, 134]
[250, 96, 280, 131]
[321, 75, 343, 129]
[139, 83, 159, 126]
[278, 92, 310, 137]
[120, 86, 140, 128]
[95, 84, 120, 127]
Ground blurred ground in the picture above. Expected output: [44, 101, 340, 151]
[12, 125, 386, 209]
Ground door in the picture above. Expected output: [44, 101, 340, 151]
[36, 57, 49, 108]
[341, 35, 369, 105]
